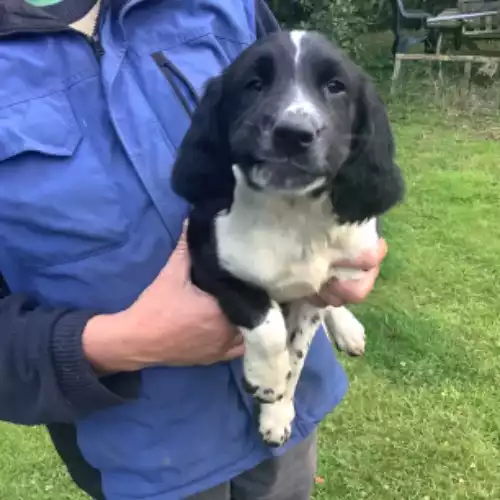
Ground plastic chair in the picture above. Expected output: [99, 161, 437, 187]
[391, 0, 434, 56]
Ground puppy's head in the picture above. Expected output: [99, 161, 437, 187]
[172, 30, 404, 221]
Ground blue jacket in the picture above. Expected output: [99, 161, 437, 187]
[0, 1, 348, 498]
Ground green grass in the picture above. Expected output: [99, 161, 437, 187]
[313, 108, 500, 499]
[0, 424, 85, 499]
[1, 41, 500, 499]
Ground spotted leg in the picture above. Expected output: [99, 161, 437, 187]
[258, 300, 322, 447]
[241, 300, 292, 405]
[186, 211, 292, 405]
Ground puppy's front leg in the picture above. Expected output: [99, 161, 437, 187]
[258, 300, 322, 447]
[241, 300, 291, 404]
[187, 212, 291, 404]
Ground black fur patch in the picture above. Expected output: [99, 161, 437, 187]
[310, 313, 320, 325]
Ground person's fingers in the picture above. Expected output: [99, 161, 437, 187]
[309, 239, 387, 307]
[316, 287, 346, 307]
[172, 224, 189, 258]
[310, 281, 347, 307]
[229, 332, 244, 347]
[308, 294, 329, 307]
[220, 343, 245, 361]
[330, 267, 379, 304]
[161, 223, 190, 283]
[334, 238, 388, 271]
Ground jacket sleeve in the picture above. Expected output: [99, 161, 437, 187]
[0, 293, 135, 425]
[255, 0, 280, 38]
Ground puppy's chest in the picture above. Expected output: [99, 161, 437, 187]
[215, 191, 377, 302]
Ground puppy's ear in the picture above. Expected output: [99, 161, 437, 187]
[171, 76, 234, 205]
[331, 77, 405, 223]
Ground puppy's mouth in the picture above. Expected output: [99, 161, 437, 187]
[242, 160, 327, 195]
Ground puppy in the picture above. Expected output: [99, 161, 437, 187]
[171, 30, 405, 447]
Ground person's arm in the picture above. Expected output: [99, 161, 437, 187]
[0, 231, 244, 426]
[0, 294, 132, 426]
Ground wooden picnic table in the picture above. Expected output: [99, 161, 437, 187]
[426, 0, 500, 51]
[391, 0, 500, 92]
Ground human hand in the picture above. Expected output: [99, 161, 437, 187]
[311, 238, 388, 308]
[83, 228, 244, 373]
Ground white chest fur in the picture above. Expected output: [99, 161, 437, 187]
[215, 169, 379, 303]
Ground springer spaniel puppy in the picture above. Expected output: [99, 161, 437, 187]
[171, 30, 405, 447]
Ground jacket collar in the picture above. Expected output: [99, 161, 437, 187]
[0, 0, 129, 37]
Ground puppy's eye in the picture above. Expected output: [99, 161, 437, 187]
[245, 77, 264, 92]
[326, 79, 346, 94]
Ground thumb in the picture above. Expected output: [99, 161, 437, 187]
[162, 223, 191, 283]
[220, 343, 245, 361]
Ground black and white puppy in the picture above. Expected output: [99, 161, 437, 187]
[171, 30, 405, 447]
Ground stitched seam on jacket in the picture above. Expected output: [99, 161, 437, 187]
[0, 72, 97, 111]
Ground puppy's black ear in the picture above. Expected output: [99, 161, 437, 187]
[171, 76, 234, 205]
[331, 77, 405, 223]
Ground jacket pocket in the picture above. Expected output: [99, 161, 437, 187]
[149, 31, 251, 149]
[0, 88, 130, 269]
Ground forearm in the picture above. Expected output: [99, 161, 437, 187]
[0, 294, 134, 425]
[82, 312, 146, 374]
[82, 303, 190, 373]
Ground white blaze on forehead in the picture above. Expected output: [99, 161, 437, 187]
[284, 31, 322, 125]
[290, 30, 306, 64]
[285, 86, 320, 121]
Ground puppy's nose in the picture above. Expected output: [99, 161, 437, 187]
[273, 117, 317, 156]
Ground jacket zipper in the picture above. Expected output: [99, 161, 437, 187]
[89, 1, 105, 59]
[152, 51, 200, 118]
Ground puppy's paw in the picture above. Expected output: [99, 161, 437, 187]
[243, 350, 291, 403]
[324, 306, 366, 357]
[259, 399, 295, 447]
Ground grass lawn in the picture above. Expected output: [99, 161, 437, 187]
[314, 106, 500, 499]
[1, 52, 499, 500]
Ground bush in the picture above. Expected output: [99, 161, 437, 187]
[269, 0, 385, 58]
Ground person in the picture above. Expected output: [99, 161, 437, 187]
[0, 1, 388, 499]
